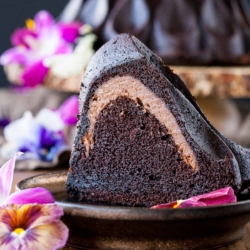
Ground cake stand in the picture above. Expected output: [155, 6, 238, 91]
[172, 65, 250, 147]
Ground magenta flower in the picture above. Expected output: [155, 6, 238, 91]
[0, 11, 81, 87]
[151, 187, 236, 209]
[0, 153, 69, 249]
[59, 95, 79, 125]
[0, 152, 54, 205]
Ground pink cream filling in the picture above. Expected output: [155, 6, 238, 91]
[82, 76, 198, 170]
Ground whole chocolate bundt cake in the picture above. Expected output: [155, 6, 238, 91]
[66, 34, 250, 207]
[61, 0, 250, 65]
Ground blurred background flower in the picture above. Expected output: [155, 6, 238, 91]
[0, 10, 81, 87]
[0, 96, 78, 164]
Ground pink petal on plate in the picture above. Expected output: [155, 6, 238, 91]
[151, 187, 236, 209]
[59, 95, 79, 125]
[21, 60, 48, 87]
[0, 152, 23, 204]
[5, 187, 55, 205]
[34, 10, 54, 33]
[185, 187, 236, 206]
[0, 47, 27, 65]
[58, 22, 82, 43]
[11, 28, 37, 47]
[151, 201, 179, 209]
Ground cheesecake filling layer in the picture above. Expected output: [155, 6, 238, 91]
[82, 75, 198, 170]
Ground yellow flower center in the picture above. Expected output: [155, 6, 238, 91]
[26, 19, 35, 30]
[173, 200, 184, 208]
[13, 228, 25, 235]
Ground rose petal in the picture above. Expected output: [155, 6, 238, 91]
[21, 60, 48, 87]
[0, 152, 23, 204]
[11, 28, 37, 48]
[58, 22, 82, 43]
[34, 11, 54, 33]
[151, 187, 236, 209]
[0, 47, 27, 65]
[21, 221, 68, 250]
[59, 95, 79, 125]
[5, 187, 55, 205]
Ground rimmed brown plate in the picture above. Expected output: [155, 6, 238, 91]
[16, 171, 250, 250]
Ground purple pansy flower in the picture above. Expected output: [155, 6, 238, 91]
[151, 187, 237, 209]
[1, 109, 66, 162]
[0, 153, 69, 249]
[0, 95, 79, 163]
[0, 10, 81, 87]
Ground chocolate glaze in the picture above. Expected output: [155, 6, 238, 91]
[67, 34, 243, 206]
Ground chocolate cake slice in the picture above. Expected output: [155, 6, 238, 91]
[67, 34, 244, 207]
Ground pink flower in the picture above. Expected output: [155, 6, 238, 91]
[59, 95, 79, 125]
[0, 11, 82, 87]
[0, 152, 54, 205]
[151, 187, 236, 209]
[0, 153, 69, 249]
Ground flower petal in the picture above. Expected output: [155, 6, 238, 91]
[0, 204, 68, 250]
[34, 11, 54, 33]
[35, 109, 64, 132]
[58, 22, 82, 43]
[0, 152, 23, 204]
[151, 201, 180, 209]
[23, 204, 64, 228]
[21, 60, 48, 87]
[151, 187, 236, 209]
[0, 232, 20, 250]
[1, 204, 63, 230]
[0, 118, 10, 128]
[184, 187, 236, 206]
[59, 95, 79, 125]
[5, 188, 55, 205]
[3, 111, 42, 155]
[0, 47, 27, 65]
[53, 43, 73, 55]
[20, 221, 68, 250]
[11, 28, 37, 48]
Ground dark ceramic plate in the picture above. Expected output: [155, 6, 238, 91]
[17, 171, 250, 250]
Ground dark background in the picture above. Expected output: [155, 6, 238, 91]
[0, 0, 68, 87]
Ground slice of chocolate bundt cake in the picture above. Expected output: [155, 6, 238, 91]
[66, 34, 246, 207]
